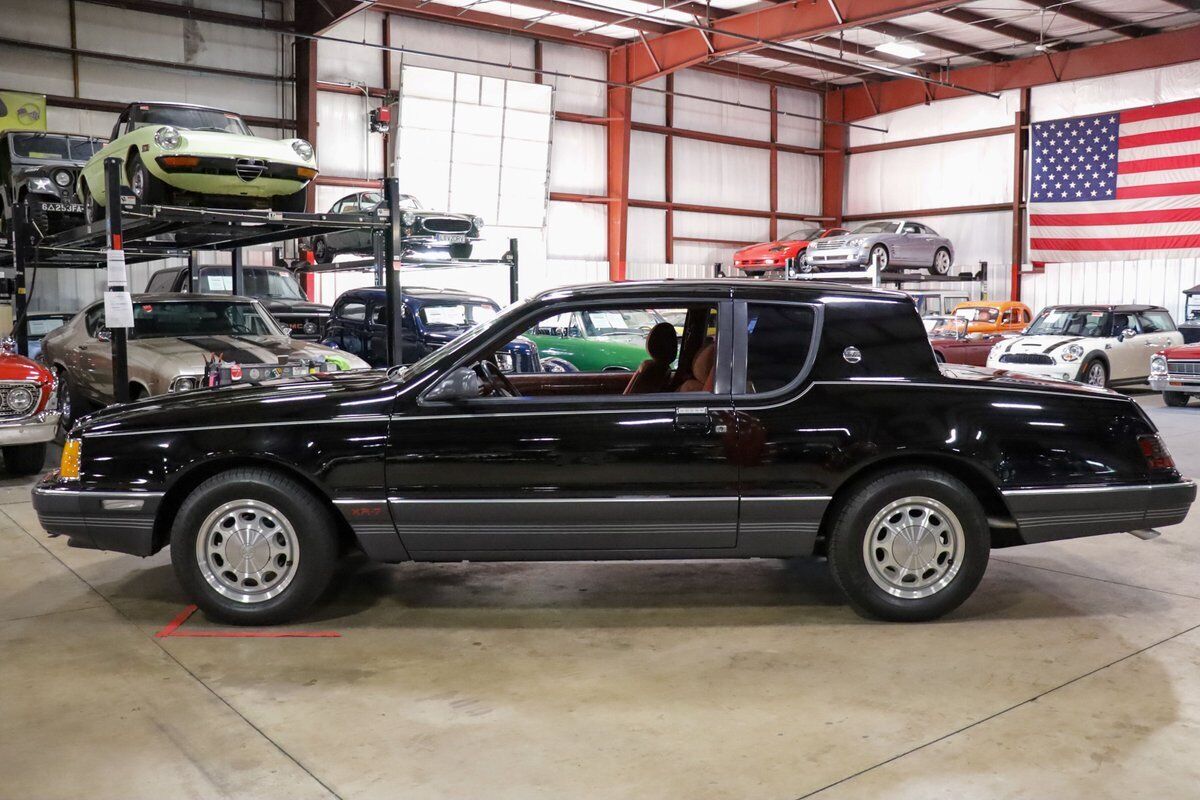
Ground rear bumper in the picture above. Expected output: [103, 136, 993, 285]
[0, 411, 59, 446]
[1002, 480, 1196, 544]
[32, 477, 162, 556]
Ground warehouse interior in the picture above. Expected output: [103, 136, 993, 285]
[2, 0, 1200, 797]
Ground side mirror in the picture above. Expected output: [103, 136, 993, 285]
[425, 366, 483, 403]
[1118, 327, 1137, 341]
[96, 329, 112, 342]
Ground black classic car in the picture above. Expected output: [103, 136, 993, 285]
[324, 285, 539, 370]
[0, 131, 104, 236]
[310, 191, 482, 262]
[145, 264, 329, 339]
[33, 280, 1195, 626]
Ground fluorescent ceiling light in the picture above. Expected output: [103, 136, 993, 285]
[874, 40, 924, 59]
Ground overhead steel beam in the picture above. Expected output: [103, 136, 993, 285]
[836, 22, 1200, 121]
[1019, 0, 1151, 37]
[298, 0, 373, 34]
[370, 0, 620, 47]
[935, 7, 1071, 49]
[866, 20, 1010, 62]
[77, 0, 293, 31]
[44, 94, 294, 130]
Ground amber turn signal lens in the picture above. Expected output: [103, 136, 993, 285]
[60, 439, 82, 480]
[296, 167, 317, 179]
[161, 156, 199, 167]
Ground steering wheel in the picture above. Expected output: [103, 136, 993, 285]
[474, 359, 520, 398]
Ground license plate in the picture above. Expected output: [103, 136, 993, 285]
[39, 203, 83, 213]
[436, 234, 467, 243]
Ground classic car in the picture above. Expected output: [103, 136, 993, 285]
[77, 102, 316, 221]
[1180, 284, 1200, 344]
[18, 311, 72, 361]
[0, 338, 58, 474]
[40, 294, 368, 432]
[927, 316, 1007, 367]
[310, 191, 482, 262]
[732, 227, 849, 276]
[523, 307, 667, 372]
[0, 131, 103, 235]
[805, 220, 956, 275]
[323, 286, 540, 371]
[951, 300, 1033, 335]
[32, 280, 1196, 626]
[145, 264, 329, 340]
[987, 304, 1183, 388]
[1150, 343, 1200, 406]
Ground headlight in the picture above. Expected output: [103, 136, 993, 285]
[154, 126, 182, 150]
[1151, 354, 1168, 376]
[29, 177, 53, 193]
[6, 385, 35, 414]
[402, 211, 416, 226]
[292, 139, 314, 161]
[1060, 343, 1085, 362]
[170, 375, 200, 392]
[53, 170, 72, 187]
[472, 215, 484, 228]
[848, 238, 866, 248]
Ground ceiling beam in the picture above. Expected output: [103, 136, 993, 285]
[1019, 0, 1152, 38]
[76, 0, 293, 31]
[934, 7, 1072, 50]
[696, 62, 827, 92]
[867, 20, 1010, 62]
[835, 22, 1200, 121]
[616, 0, 979, 85]
[297, 0, 372, 34]
[372, 0, 620, 48]
[502, 0, 675, 34]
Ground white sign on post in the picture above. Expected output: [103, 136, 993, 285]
[105, 248, 127, 287]
[104, 290, 135, 329]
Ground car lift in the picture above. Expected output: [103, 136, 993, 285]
[0, 163, 476, 403]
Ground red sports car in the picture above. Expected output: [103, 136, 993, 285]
[0, 338, 59, 474]
[733, 227, 849, 276]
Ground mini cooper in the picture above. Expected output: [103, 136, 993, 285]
[987, 304, 1183, 388]
[33, 281, 1194, 626]
[77, 102, 316, 220]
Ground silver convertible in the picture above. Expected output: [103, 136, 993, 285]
[803, 220, 956, 275]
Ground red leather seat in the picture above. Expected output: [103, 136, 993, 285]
[677, 342, 715, 392]
[623, 322, 679, 394]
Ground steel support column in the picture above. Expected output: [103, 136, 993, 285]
[821, 92, 846, 227]
[664, 73, 674, 264]
[1011, 88, 1029, 302]
[103, 157, 130, 405]
[606, 50, 633, 282]
[384, 177, 403, 367]
[296, 37, 319, 213]
[769, 85, 779, 241]
[11, 204, 30, 356]
[231, 248, 244, 297]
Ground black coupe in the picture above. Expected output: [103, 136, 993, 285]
[34, 281, 1195, 625]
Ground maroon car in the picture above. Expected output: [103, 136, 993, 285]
[927, 316, 1006, 366]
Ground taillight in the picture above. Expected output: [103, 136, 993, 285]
[1138, 434, 1175, 472]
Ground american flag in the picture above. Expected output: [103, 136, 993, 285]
[1028, 96, 1200, 263]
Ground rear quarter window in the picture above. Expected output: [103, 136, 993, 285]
[744, 303, 816, 393]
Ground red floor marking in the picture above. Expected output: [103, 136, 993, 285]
[154, 604, 341, 639]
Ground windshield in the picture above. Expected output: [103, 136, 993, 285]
[580, 309, 663, 337]
[397, 194, 423, 210]
[10, 133, 103, 161]
[1026, 308, 1111, 337]
[782, 227, 819, 240]
[131, 105, 250, 135]
[955, 306, 998, 323]
[27, 316, 69, 338]
[197, 267, 307, 301]
[852, 222, 896, 235]
[930, 317, 967, 338]
[129, 301, 279, 339]
[394, 300, 524, 381]
[419, 301, 499, 329]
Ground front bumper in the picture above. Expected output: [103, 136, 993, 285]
[1002, 480, 1196, 544]
[805, 248, 869, 269]
[988, 360, 1081, 383]
[153, 155, 313, 199]
[1150, 375, 1200, 394]
[32, 476, 162, 556]
[0, 411, 60, 446]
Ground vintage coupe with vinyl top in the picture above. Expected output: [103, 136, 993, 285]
[33, 281, 1195, 625]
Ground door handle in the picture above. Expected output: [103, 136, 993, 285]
[675, 406, 713, 433]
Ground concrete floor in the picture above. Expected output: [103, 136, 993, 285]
[2, 393, 1199, 799]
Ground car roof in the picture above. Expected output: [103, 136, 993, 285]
[955, 300, 1024, 308]
[342, 286, 497, 304]
[133, 292, 259, 303]
[534, 279, 912, 304]
[126, 101, 241, 115]
[1045, 304, 1168, 312]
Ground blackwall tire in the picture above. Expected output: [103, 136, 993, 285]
[128, 152, 167, 205]
[2, 443, 47, 476]
[82, 183, 102, 225]
[826, 468, 990, 622]
[1080, 358, 1108, 388]
[930, 248, 952, 276]
[55, 367, 90, 441]
[1164, 391, 1190, 407]
[170, 467, 339, 626]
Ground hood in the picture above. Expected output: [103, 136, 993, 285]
[0, 352, 53, 383]
[258, 299, 329, 314]
[995, 335, 1095, 355]
[735, 240, 804, 259]
[172, 130, 310, 164]
[413, 209, 472, 221]
[130, 335, 364, 374]
[1162, 342, 1200, 358]
[938, 363, 1121, 398]
[79, 368, 391, 435]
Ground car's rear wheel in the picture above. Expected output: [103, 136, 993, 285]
[869, 245, 890, 272]
[312, 237, 331, 263]
[795, 252, 816, 274]
[171, 467, 339, 625]
[128, 152, 167, 206]
[1164, 391, 1191, 407]
[81, 182, 103, 225]
[55, 367, 91, 440]
[272, 189, 308, 213]
[1080, 358, 1108, 388]
[930, 248, 952, 276]
[826, 468, 989, 622]
[3, 444, 47, 476]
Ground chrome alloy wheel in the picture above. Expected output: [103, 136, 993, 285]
[130, 167, 146, 200]
[196, 499, 300, 604]
[871, 246, 889, 271]
[1084, 361, 1107, 386]
[862, 496, 965, 599]
[934, 250, 951, 274]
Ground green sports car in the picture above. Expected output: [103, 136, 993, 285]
[77, 102, 317, 221]
[525, 308, 666, 372]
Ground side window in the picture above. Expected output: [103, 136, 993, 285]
[1138, 311, 1175, 333]
[337, 301, 366, 322]
[744, 303, 816, 394]
[1021, 309, 1031, 324]
[145, 271, 176, 292]
[84, 305, 106, 337]
[1111, 313, 1136, 335]
[369, 303, 387, 325]
[902, 223, 921, 234]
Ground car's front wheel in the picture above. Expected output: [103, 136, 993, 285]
[128, 152, 167, 206]
[869, 244, 890, 272]
[1080, 358, 1108, 388]
[2, 444, 47, 475]
[171, 467, 339, 625]
[930, 248, 952, 276]
[81, 182, 103, 225]
[55, 367, 91, 440]
[826, 468, 990, 622]
[1164, 391, 1191, 407]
